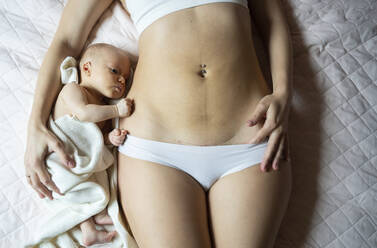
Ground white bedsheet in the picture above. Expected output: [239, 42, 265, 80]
[0, 0, 376, 247]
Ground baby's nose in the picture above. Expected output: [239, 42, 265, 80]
[118, 76, 125, 84]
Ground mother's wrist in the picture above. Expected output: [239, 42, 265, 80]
[273, 88, 292, 100]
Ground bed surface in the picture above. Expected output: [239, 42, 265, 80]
[0, 0, 376, 247]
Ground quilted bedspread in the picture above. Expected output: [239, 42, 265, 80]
[0, 0, 376, 247]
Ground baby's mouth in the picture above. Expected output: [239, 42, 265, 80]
[114, 85, 123, 93]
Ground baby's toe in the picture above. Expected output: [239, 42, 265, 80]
[106, 231, 117, 242]
[91, 230, 117, 245]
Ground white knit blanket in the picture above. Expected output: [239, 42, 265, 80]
[24, 114, 138, 248]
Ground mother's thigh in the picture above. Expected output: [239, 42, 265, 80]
[208, 160, 292, 248]
[117, 153, 212, 248]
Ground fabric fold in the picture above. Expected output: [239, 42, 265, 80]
[60, 56, 79, 84]
[23, 115, 138, 248]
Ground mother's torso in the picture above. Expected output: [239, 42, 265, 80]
[120, 2, 272, 145]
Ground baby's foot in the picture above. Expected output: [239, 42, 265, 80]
[82, 229, 117, 247]
[93, 210, 114, 225]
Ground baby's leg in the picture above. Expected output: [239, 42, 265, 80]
[93, 208, 113, 225]
[80, 217, 117, 247]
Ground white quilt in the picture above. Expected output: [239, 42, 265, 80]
[0, 0, 376, 247]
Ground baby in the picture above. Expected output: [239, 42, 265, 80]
[52, 43, 134, 246]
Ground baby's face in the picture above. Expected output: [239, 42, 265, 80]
[89, 48, 131, 99]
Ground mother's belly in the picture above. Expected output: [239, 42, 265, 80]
[119, 2, 272, 146]
[119, 65, 271, 146]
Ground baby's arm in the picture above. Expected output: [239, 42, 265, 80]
[61, 83, 133, 123]
[102, 120, 113, 145]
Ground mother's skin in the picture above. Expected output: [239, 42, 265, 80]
[117, 1, 292, 248]
[120, 2, 271, 145]
[24, 0, 292, 247]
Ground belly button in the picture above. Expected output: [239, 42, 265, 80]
[199, 64, 207, 78]
[199, 69, 207, 77]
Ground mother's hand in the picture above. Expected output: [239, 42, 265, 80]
[246, 92, 292, 172]
[24, 124, 75, 200]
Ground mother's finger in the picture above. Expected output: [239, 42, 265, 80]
[260, 129, 283, 172]
[26, 174, 45, 199]
[247, 100, 269, 126]
[284, 133, 291, 161]
[272, 134, 285, 171]
[36, 161, 63, 196]
[49, 136, 75, 168]
[248, 119, 276, 144]
[30, 173, 53, 200]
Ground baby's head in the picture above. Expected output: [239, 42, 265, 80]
[78, 43, 131, 99]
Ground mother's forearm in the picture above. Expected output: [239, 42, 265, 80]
[28, 41, 79, 128]
[251, 0, 293, 99]
[266, 19, 293, 98]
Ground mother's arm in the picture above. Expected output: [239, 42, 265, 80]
[246, 0, 293, 172]
[248, 0, 293, 96]
[25, 0, 114, 200]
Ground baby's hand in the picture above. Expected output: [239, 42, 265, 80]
[108, 128, 128, 146]
[115, 98, 134, 118]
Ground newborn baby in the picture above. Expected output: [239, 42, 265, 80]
[51, 43, 134, 246]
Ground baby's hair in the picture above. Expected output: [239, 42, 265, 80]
[78, 43, 118, 83]
[77, 43, 132, 96]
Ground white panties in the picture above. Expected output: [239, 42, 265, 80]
[118, 134, 268, 191]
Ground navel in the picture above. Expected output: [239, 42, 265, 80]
[198, 64, 207, 78]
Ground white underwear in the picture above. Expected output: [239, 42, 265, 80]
[118, 134, 268, 191]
